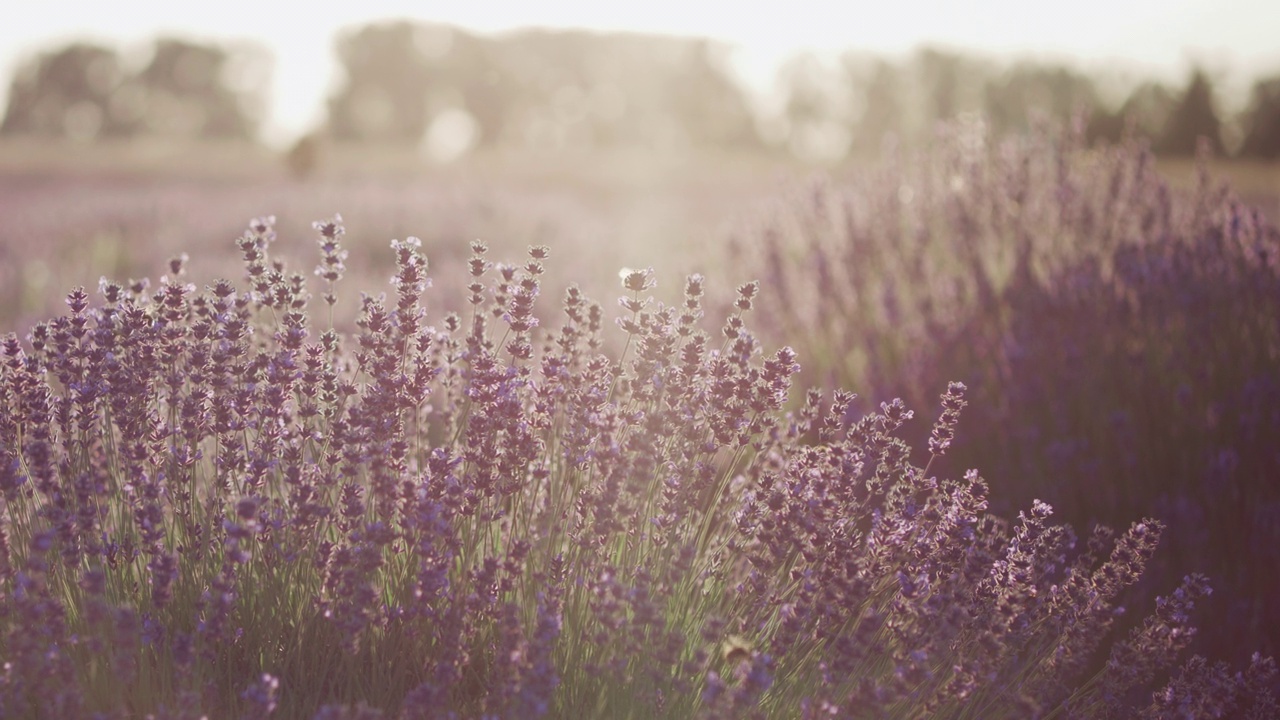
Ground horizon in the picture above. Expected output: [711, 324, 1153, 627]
[4, 1, 1280, 147]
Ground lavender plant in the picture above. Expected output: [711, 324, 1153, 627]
[0, 214, 1273, 718]
[736, 119, 1280, 662]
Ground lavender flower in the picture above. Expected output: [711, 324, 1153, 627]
[0, 208, 1271, 720]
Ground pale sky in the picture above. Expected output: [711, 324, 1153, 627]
[3, 0, 1279, 145]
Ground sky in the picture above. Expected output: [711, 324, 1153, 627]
[3, 0, 1280, 146]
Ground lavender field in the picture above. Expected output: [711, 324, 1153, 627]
[1, 125, 1279, 718]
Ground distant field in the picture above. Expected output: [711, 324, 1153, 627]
[0, 139, 813, 332]
[1155, 156, 1280, 220]
[3, 137, 1278, 336]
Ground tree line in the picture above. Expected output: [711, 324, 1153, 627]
[2, 38, 269, 142]
[4, 21, 1280, 161]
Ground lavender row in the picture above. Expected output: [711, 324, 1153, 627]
[0, 212, 1273, 717]
[736, 121, 1280, 662]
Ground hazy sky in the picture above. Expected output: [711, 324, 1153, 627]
[4, 0, 1279, 144]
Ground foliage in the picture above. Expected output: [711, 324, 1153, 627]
[1239, 75, 1280, 160]
[1, 38, 268, 142]
[326, 22, 447, 144]
[325, 21, 760, 151]
[2, 27, 1272, 161]
[737, 121, 1280, 662]
[0, 43, 129, 141]
[0, 210, 1274, 718]
[1156, 69, 1225, 157]
[983, 63, 1100, 137]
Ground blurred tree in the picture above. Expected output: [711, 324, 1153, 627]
[326, 21, 760, 153]
[887, 49, 991, 150]
[1, 37, 268, 142]
[778, 52, 853, 161]
[669, 40, 761, 149]
[327, 22, 439, 143]
[1156, 68, 1225, 157]
[1093, 81, 1179, 147]
[846, 58, 905, 159]
[326, 22, 509, 147]
[327, 21, 432, 142]
[489, 28, 596, 148]
[1238, 75, 1280, 160]
[447, 35, 514, 146]
[917, 49, 963, 124]
[1, 43, 129, 140]
[1084, 108, 1127, 146]
[134, 38, 268, 140]
[781, 54, 835, 128]
[914, 50, 990, 124]
[984, 63, 1101, 136]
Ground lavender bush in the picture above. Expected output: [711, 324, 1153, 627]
[0, 214, 1274, 718]
[736, 119, 1280, 661]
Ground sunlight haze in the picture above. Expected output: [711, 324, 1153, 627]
[3, 0, 1279, 145]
